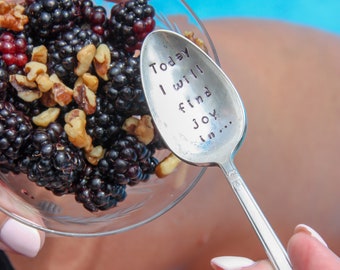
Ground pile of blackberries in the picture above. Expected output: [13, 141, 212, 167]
[0, 0, 163, 212]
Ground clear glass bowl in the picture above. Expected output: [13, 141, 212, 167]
[0, 0, 218, 236]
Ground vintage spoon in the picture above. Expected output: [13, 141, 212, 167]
[140, 29, 292, 270]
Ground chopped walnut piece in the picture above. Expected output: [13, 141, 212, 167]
[94, 44, 111, 81]
[122, 115, 154, 145]
[15, 87, 42, 102]
[36, 73, 53, 92]
[135, 115, 154, 145]
[9, 74, 36, 88]
[155, 153, 181, 178]
[31, 45, 48, 64]
[52, 82, 73, 106]
[32, 107, 60, 127]
[40, 91, 57, 107]
[75, 73, 99, 93]
[74, 44, 96, 76]
[24, 61, 47, 81]
[73, 84, 96, 115]
[49, 73, 62, 83]
[122, 116, 139, 134]
[85, 145, 105, 166]
[0, 1, 28, 32]
[64, 109, 92, 150]
[184, 31, 208, 53]
[9, 74, 41, 102]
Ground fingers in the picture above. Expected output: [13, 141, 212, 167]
[0, 216, 43, 257]
[210, 224, 340, 270]
[287, 224, 340, 270]
[0, 186, 45, 257]
[210, 256, 274, 270]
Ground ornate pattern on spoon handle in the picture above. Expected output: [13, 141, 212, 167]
[221, 162, 292, 270]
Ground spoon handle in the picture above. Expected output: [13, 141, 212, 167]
[221, 162, 292, 270]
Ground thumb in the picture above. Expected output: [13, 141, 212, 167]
[210, 224, 340, 270]
[287, 224, 340, 270]
[0, 184, 45, 257]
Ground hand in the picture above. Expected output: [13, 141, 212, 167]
[0, 185, 45, 258]
[210, 224, 340, 270]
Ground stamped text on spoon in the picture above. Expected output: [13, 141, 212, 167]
[147, 46, 232, 143]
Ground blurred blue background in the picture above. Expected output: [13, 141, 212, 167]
[185, 0, 340, 35]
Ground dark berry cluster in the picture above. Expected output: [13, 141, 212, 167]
[86, 94, 125, 147]
[0, 102, 33, 174]
[25, 0, 78, 39]
[104, 55, 149, 116]
[75, 0, 109, 36]
[47, 26, 104, 86]
[0, 60, 9, 100]
[109, 0, 155, 52]
[0, 0, 164, 212]
[19, 123, 85, 196]
[75, 135, 157, 211]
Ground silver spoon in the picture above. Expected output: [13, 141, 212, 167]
[140, 29, 292, 270]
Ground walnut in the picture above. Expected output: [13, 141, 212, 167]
[49, 73, 62, 83]
[94, 44, 111, 81]
[24, 61, 47, 81]
[75, 73, 99, 93]
[52, 82, 73, 106]
[36, 73, 53, 92]
[64, 109, 92, 150]
[122, 115, 154, 145]
[73, 84, 96, 115]
[9, 74, 41, 102]
[31, 45, 48, 64]
[184, 31, 208, 53]
[122, 116, 139, 134]
[155, 153, 181, 178]
[9, 74, 36, 88]
[32, 107, 60, 127]
[85, 145, 105, 166]
[135, 115, 154, 145]
[40, 91, 57, 107]
[74, 44, 96, 76]
[0, 1, 28, 32]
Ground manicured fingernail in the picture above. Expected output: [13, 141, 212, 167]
[295, 224, 328, 247]
[0, 218, 41, 257]
[211, 256, 255, 270]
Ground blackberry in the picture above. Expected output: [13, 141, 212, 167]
[86, 94, 126, 147]
[47, 26, 103, 87]
[0, 59, 9, 101]
[97, 134, 158, 186]
[0, 31, 30, 74]
[74, 134, 158, 212]
[0, 102, 33, 174]
[75, 0, 109, 37]
[75, 165, 127, 212]
[20, 123, 85, 196]
[103, 55, 149, 116]
[25, 0, 78, 40]
[108, 0, 155, 52]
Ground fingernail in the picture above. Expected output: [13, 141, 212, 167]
[0, 218, 41, 257]
[295, 224, 328, 247]
[211, 256, 255, 270]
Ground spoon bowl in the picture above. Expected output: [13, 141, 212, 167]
[141, 29, 292, 270]
[140, 30, 246, 166]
